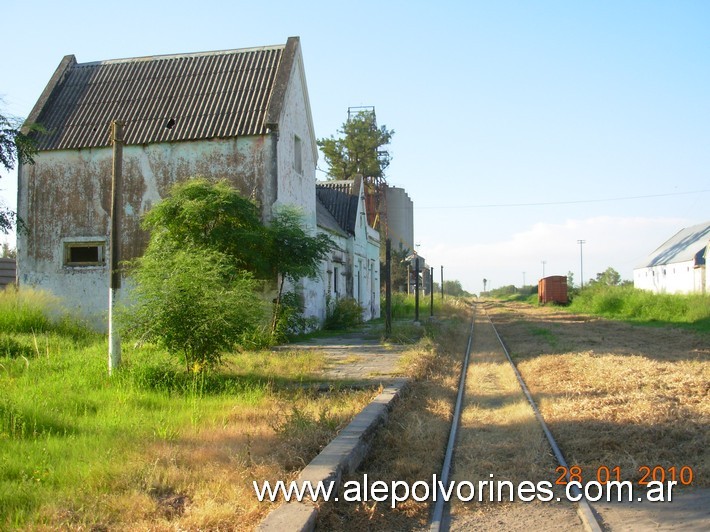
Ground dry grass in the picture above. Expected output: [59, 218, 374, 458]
[31, 389, 376, 531]
[486, 300, 710, 487]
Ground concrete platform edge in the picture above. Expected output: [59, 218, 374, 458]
[256, 378, 410, 531]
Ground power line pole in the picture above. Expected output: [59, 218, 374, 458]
[385, 239, 392, 336]
[109, 120, 124, 375]
[414, 254, 420, 323]
[430, 266, 434, 317]
[577, 240, 586, 289]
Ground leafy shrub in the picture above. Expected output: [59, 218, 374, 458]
[324, 297, 364, 330]
[119, 244, 266, 371]
[272, 292, 319, 341]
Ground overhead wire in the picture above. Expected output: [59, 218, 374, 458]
[417, 188, 710, 209]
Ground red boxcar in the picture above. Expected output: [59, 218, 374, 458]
[538, 276, 568, 304]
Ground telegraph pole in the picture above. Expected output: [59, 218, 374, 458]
[414, 254, 420, 323]
[430, 266, 434, 317]
[108, 120, 124, 375]
[385, 239, 392, 335]
[578, 240, 586, 289]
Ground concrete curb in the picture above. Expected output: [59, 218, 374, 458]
[256, 378, 410, 531]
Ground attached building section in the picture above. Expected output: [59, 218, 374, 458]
[316, 176, 381, 322]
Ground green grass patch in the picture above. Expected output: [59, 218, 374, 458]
[0, 288, 335, 528]
[568, 284, 710, 333]
[390, 292, 448, 319]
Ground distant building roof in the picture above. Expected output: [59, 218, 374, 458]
[635, 221, 710, 268]
[316, 178, 363, 236]
[24, 37, 301, 150]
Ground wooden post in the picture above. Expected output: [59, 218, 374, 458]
[414, 254, 419, 323]
[430, 266, 434, 317]
[385, 239, 392, 335]
[108, 120, 124, 375]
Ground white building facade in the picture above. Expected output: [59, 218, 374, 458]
[18, 38, 327, 325]
[633, 221, 709, 294]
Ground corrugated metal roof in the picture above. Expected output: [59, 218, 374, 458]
[316, 200, 347, 237]
[635, 221, 710, 268]
[27, 42, 291, 150]
[316, 179, 363, 236]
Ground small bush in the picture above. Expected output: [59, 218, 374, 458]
[272, 292, 319, 341]
[324, 297, 364, 330]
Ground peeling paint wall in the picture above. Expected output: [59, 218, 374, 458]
[272, 52, 322, 319]
[18, 136, 276, 327]
[315, 190, 381, 323]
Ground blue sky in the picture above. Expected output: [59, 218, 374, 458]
[2, 0, 708, 292]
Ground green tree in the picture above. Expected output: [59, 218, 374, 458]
[317, 109, 394, 180]
[386, 246, 411, 292]
[1, 243, 16, 258]
[266, 206, 333, 333]
[590, 267, 622, 287]
[1, 107, 41, 233]
[443, 280, 465, 297]
[141, 178, 270, 277]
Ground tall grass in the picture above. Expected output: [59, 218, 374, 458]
[569, 284, 710, 332]
[0, 286, 93, 340]
[0, 287, 357, 529]
[390, 292, 447, 319]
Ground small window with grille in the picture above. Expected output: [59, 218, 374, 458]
[64, 241, 106, 267]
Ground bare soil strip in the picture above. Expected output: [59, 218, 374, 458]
[484, 300, 710, 531]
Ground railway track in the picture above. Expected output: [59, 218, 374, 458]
[430, 301, 603, 531]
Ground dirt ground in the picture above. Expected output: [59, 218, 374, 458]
[460, 300, 710, 531]
[314, 301, 708, 531]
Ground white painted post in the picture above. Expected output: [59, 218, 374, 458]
[108, 121, 124, 375]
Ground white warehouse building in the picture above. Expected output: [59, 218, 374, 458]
[633, 221, 710, 294]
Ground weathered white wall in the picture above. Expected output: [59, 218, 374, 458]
[633, 260, 703, 294]
[18, 136, 276, 327]
[272, 51, 322, 320]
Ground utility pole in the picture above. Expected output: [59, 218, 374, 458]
[430, 266, 434, 317]
[385, 239, 392, 335]
[578, 240, 586, 289]
[440, 265, 444, 300]
[109, 120, 124, 375]
[542, 260, 546, 278]
[414, 254, 420, 323]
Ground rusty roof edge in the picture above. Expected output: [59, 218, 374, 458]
[22, 54, 76, 134]
[264, 36, 299, 128]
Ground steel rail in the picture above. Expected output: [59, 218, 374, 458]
[429, 305, 476, 532]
